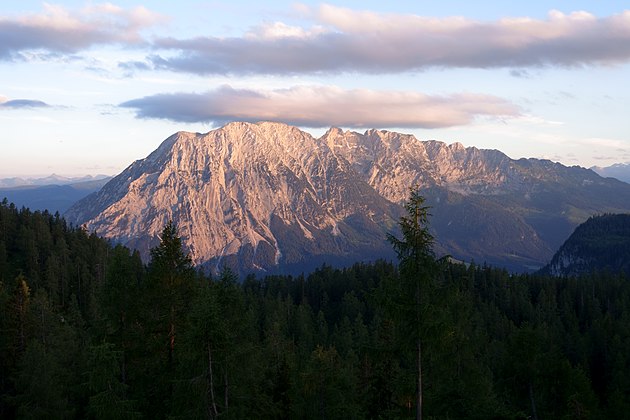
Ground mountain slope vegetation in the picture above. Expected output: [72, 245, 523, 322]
[541, 213, 630, 276]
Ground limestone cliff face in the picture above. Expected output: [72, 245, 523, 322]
[66, 122, 630, 273]
[322, 127, 518, 203]
[66, 122, 401, 274]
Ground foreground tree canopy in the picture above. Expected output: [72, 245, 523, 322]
[1, 197, 630, 419]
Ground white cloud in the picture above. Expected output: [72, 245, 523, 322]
[516, 115, 565, 126]
[579, 137, 629, 149]
[119, 85, 520, 128]
[245, 21, 328, 40]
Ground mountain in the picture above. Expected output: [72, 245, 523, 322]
[0, 174, 110, 188]
[322, 127, 630, 271]
[540, 214, 630, 276]
[65, 122, 401, 274]
[591, 163, 630, 184]
[66, 122, 630, 274]
[0, 177, 112, 214]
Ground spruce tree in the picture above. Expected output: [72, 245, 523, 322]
[144, 220, 195, 415]
[387, 189, 437, 420]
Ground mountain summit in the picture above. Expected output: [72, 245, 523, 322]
[66, 122, 401, 274]
[66, 122, 630, 274]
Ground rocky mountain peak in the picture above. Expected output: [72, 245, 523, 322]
[66, 122, 630, 274]
[66, 122, 400, 274]
[449, 142, 466, 152]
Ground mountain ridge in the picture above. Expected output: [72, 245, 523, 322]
[591, 163, 630, 184]
[0, 174, 110, 188]
[66, 122, 402, 274]
[66, 121, 630, 274]
[0, 177, 112, 214]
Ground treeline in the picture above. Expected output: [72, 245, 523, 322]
[1, 199, 630, 418]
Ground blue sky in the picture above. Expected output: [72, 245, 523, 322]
[1, 1, 629, 176]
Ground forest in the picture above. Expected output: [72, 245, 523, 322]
[1, 196, 630, 419]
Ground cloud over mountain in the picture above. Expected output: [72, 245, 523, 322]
[150, 6, 630, 75]
[120, 85, 520, 128]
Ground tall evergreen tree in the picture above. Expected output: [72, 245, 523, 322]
[148, 220, 194, 357]
[143, 220, 195, 415]
[387, 189, 438, 420]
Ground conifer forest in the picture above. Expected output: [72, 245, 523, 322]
[1, 197, 630, 419]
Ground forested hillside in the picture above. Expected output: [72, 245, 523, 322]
[1, 198, 630, 418]
[542, 213, 630, 276]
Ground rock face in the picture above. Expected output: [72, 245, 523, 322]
[65, 122, 401, 274]
[323, 127, 630, 271]
[66, 122, 630, 274]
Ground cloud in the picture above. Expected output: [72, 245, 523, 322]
[580, 137, 629, 149]
[150, 6, 630, 75]
[118, 60, 152, 72]
[516, 115, 564, 126]
[119, 85, 520, 128]
[0, 97, 50, 109]
[509, 69, 531, 78]
[0, 3, 164, 60]
[6, 4, 629, 74]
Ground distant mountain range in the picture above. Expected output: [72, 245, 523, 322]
[65, 122, 630, 274]
[0, 175, 111, 214]
[540, 214, 630, 276]
[0, 174, 110, 188]
[591, 163, 630, 184]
